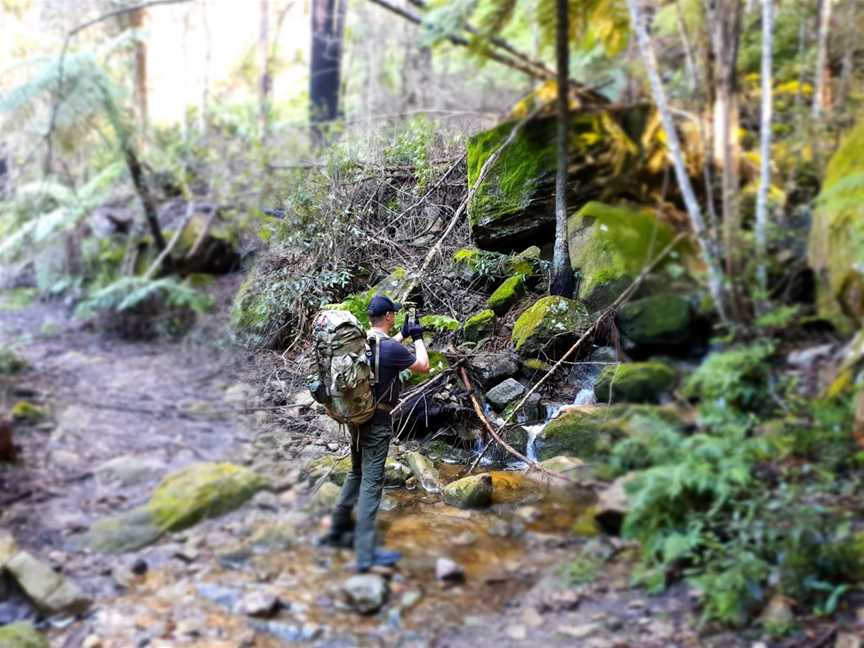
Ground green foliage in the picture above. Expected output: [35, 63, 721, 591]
[682, 343, 775, 412]
[76, 277, 212, 318]
[0, 288, 38, 311]
[754, 305, 801, 330]
[0, 349, 28, 375]
[564, 553, 603, 585]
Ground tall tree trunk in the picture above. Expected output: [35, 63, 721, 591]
[200, 0, 211, 134]
[813, 0, 834, 118]
[838, 0, 857, 106]
[705, 0, 743, 298]
[259, 0, 271, 139]
[625, 0, 730, 325]
[755, 0, 774, 311]
[129, 8, 149, 132]
[675, 0, 699, 95]
[310, 0, 347, 138]
[550, 0, 574, 298]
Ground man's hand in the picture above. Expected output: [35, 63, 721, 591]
[404, 322, 423, 341]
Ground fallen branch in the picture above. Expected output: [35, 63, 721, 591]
[143, 201, 195, 279]
[398, 103, 545, 303]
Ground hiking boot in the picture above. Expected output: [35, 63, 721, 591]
[316, 529, 354, 549]
[356, 548, 402, 573]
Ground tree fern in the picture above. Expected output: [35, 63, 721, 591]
[76, 276, 213, 319]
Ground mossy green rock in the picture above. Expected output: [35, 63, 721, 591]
[809, 119, 864, 334]
[486, 275, 525, 315]
[302, 455, 411, 488]
[452, 247, 539, 281]
[0, 622, 49, 648]
[617, 294, 691, 347]
[467, 107, 662, 251]
[463, 309, 496, 342]
[146, 463, 268, 533]
[0, 349, 27, 375]
[568, 202, 686, 311]
[10, 401, 46, 423]
[443, 473, 493, 509]
[594, 362, 677, 404]
[536, 404, 682, 461]
[511, 296, 590, 359]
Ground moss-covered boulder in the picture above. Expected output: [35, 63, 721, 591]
[467, 106, 665, 252]
[568, 202, 689, 311]
[324, 266, 411, 329]
[594, 362, 677, 404]
[463, 309, 496, 342]
[10, 401, 47, 424]
[809, 119, 864, 334]
[0, 622, 49, 648]
[535, 404, 682, 461]
[452, 247, 540, 285]
[486, 275, 525, 315]
[617, 294, 691, 349]
[147, 462, 268, 533]
[83, 507, 163, 554]
[511, 296, 591, 359]
[443, 473, 493, 509]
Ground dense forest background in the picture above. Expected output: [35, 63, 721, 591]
[3, 0, 864, 646]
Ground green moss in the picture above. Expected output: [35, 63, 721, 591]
[11, 401, 46, 423]
[84, 507, 163, 553]
[408, 351, 450, 385]
[419, 314, 460, 332]
[537, 404, 682, 461]
[809, 120, 864, 333]
[302, 454, 410, 487]
[511, 296, 590, 359]
[147, 463, 268, 533]
[617, 295, 691, 346]
[594, 362, 677, 404]
[463, 309, 496, 342]
[0, 288, 38, 311]
[571, 506, 601, 537]
[486, 275, 525, 315]
[568, 202, 685, 311]
[683, 343, 774, 409]
[0, 622, 49, 648]
[443, 473, 493, 509]
[0, 349, 27, 375]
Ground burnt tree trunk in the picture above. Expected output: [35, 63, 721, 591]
[550, 0, 574, 298]
[310, 0, 347, 138]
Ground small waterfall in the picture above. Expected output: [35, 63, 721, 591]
[523, 423, 545, 462]
[573, 388, 596, 406]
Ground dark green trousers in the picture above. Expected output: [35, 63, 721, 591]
[331, 421, 391, 564]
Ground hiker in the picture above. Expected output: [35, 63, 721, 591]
[319, 295, 429, 572]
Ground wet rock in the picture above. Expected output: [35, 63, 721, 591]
[512, 296, 591, 360]
[568, 201, 690, 311]
[250, 620, 322, 642]
[95, 455, 163, 487]
[239, 591, 281, 618]
[594, 474, 636, 535]
[83, 508, 163, 554]
[568, 346, 617, 386]
[787, 343, 834, 368]
[405, 452, 442, 493]
[463, 309, 496, 342]
[468, 352, 520, 388]
[485, 378, 526, 412]
[343, 574, 388, 614]
[0, 621, 49, 648]
[400, 590, 423, 608]
[486, 275, 525, 316]
[130, 558, 148, 576]
[196, 583, 243, 610]
[435, 558, 465, 582]
[147, 462, 269, 533]
[616, 295, 692, 350]
[302, 454, 410, 488]
[5, 551, 91, 614]
[443, 474, 493, 509]
[593, 362, 677, 404]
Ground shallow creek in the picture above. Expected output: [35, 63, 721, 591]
[64, 468, 593, 647]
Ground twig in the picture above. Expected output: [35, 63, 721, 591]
[185, 205, 217, 259]
[144, 201, 194, 279]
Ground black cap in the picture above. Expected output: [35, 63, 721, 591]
[367, 295, 402, 317]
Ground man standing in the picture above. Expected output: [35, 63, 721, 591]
[320, 295, 429, 572]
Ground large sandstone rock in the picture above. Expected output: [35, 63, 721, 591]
[593, 362, 677, 404]
[809, 120, 864, 334]
[511, 296, 591, 360]
[466, 105, 668, 252]
[535, 404, 682, 461]
[443, 474, 493, 509]
[568, 202, 690, 311]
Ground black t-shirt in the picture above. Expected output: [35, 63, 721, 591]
[369, 334, 415, 424]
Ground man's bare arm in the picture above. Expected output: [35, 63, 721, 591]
[409, 339, 430, 373]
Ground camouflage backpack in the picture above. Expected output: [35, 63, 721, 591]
[309, 310, 377, 425]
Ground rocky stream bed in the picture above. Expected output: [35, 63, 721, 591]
[0, 292, 786, 648]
